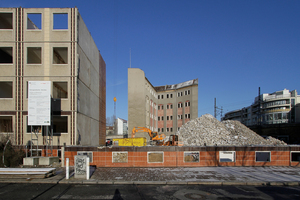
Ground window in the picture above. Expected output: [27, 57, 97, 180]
[53, 47, 68, 64]
[167, 116, 169, 120]
[53, 82, 68, 98]
[256, 152, 271, 162]
[0, 82, 12, 98]
[170, 116, 173, 120]
[178, 103, 182, 108]
[158, 128, 160, 132]
[185, 101, 190, 107]
[161, 128, 164, 132]
[53, 13, 68, 29]
[161, 95, 164, 99]
[170, 128, 173, 132]
[27, 13, 41, 29]
[161, 116, 164, 120]
[185, 114, 190, 119]
[178, 115, 182, 119]
[291, 152, 300, 162]
[167, 94, 169, 98]
[158, 117, 160, 121]
[26, 117, 41, 133]
[167, 105, 169, 109]
[167, 128, 169, 132]
[0, 13, 12, 29]
[184, 152, 199, 163]
[170, 94, 173, 98]
[27, 47, 42, 64]
[53, 116, 68, 133]
[161, 105, 164, 110]
[0, 116, 13, 133]
[219, 151, 236, 162]
[158, 95, 160, 99]
[0, 47, 13, 64]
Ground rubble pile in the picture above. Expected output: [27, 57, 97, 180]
[176, 114, 287, 146]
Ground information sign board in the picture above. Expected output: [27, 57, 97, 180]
[28, 81, 51, 126]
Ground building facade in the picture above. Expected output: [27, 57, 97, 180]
[0, 7, 106, 146]
[115, 118, 128, 136]
[128, 68, 198, 139]
[222, 89, 300, 126]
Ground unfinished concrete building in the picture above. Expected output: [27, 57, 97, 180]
[0, 7, 106, 147]
[128, 68, 198, 139]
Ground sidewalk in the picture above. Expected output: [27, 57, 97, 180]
[1, 167, 300, 186]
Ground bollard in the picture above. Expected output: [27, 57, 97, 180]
[86, 157, 90, 180]
[66, 158, 69, 179]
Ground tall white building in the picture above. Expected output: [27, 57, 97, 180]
[222, 89, 300, 126]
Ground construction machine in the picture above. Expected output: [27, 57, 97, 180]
[131, 127, 183, 146]
[164, 135, 179, 146]
[132, 127, 166, 145]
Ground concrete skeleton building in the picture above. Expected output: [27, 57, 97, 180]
[222, 89, 300, 126]
[0, 7, 106, 147]
[128, 68, 198, 139]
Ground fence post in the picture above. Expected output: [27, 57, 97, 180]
[66, 158, 69, 180]
[86, 157, 90, 180]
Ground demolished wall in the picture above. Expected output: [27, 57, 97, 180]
[176, 114, 287, 146]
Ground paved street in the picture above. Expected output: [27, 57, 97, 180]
[0, 183, 299, 200]
[1, 166, 299, 185]
[0, 167, 299, 199]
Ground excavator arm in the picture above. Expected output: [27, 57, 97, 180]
[132, 127, 165, 141]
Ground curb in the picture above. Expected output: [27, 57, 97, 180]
[0, 178, 299, 186]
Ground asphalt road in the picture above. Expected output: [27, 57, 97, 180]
[0, 183, 299, 200]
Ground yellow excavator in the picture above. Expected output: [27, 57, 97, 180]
[131, 127, 182, 146]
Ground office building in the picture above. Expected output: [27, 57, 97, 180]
[128, 68, 198, 139]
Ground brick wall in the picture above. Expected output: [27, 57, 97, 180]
[63, 146, 300, 167]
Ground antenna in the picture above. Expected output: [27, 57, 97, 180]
[129, 48, 131, 68]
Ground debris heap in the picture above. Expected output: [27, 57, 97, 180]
[176, 114, 287, 146]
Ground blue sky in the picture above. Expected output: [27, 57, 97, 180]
[2, 0, 300, 120]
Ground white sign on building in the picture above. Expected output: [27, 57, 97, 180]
[28, 81, 51, 126]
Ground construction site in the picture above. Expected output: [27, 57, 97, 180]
[61, 114, 300, 168]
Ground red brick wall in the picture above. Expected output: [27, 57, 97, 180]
[63, 146, 300, 167]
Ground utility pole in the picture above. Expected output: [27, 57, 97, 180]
[214, 98, 223, 120]
[258, 87, 261, 135]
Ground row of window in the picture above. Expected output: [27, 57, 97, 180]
[157, 114, 191, 121]
[0, 47, 68, 64]
[0, 12, 68, 30]
[158, 127, 174, 133]
[0, 81, 68, 99]
[185, 151, 300, 163]
[264, 112, 288, 121]
[262, 100, 290, 108]
[158, 101, 190, 110]
[157, 90, 191, 100]
[0, 116, 68, 133]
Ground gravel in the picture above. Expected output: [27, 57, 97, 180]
[175, 114, 287, 146]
